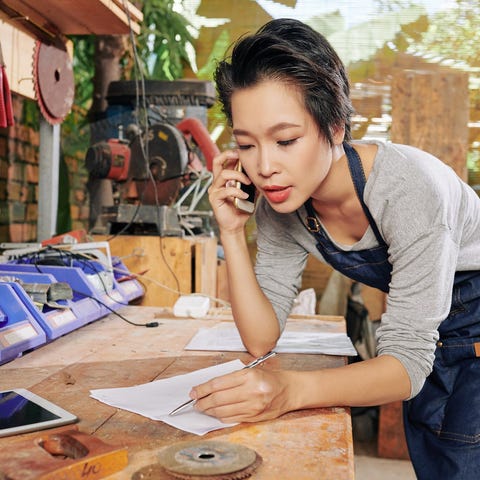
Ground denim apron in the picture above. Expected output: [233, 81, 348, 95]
[300, 142, 480, 479]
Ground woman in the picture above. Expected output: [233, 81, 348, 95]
[198, 18, 480, 479]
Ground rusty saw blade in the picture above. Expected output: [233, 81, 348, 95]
[33, 40, 74, 124]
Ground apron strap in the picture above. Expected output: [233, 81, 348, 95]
[343, 142, 386, 246]
[300, 142, 386, 246]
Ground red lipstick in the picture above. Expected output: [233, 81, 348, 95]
[263, 186, 292, 203]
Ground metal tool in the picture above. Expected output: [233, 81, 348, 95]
[154, 440, 262, 480]
[33, 40, 75, 124]
[0, 425, 128, 480]
[86, 80, 220, 237]
[169, 351, 277, 416]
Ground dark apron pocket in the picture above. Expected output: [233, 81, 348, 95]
[406, 340, 480, 446]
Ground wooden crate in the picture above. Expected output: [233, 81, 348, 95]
[94, 235, 217, 307]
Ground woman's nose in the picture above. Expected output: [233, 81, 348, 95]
[257, 146, 277, 177]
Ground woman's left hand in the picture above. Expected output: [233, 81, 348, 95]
[190, 368, 296, 423]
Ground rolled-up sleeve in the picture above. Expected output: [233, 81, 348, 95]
[377, 225, 459, 398]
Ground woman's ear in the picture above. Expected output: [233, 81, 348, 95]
[332, 124, 346, 145]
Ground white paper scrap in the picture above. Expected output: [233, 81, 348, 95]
[90, 359, 244, 436]
[185, 323, 357, 356]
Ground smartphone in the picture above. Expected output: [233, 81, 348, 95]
[233, 162, 256, 214]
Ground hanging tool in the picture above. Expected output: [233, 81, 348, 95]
[0, 40, 14, 128]
[33, 40, 74, 124]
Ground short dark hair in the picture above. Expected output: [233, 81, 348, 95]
[214, 18, 353, 145]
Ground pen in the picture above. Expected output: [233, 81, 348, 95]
[168, 350, 277, 416]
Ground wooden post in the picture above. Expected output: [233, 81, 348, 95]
[391, 68, 469, 180]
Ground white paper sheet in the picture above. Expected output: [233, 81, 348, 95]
[90, 360, 244, 436]
[185, 322, 357, 356]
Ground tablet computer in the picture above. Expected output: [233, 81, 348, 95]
[0, 388, 78, 437]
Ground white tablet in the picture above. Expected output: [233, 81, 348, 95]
[0, 388, 78, 437]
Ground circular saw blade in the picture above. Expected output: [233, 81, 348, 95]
[33, 40, 75, 124]
[155, 440, 262, 480]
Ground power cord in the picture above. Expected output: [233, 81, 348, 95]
[9, 246, 159, 328]
[71, 288, 159, 328]
[103, 1, 182, 297]
[72, 247, 230, 308]
[5, 244, 231, 326]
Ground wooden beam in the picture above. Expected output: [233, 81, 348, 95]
[0, 0, 142, 37]
[0, 22, 36, 99]
[391, 68, 469, 180]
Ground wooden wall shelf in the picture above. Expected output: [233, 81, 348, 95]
[0, 0, 142, 41]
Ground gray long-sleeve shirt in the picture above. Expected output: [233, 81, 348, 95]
[254, 140, 480, 397]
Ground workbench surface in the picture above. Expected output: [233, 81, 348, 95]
[0, 306, 354, 479]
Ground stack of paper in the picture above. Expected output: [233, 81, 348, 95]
[185, 322, 357, 356]
[90, 360, 244, 435]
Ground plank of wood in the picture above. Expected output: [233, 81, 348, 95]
[112, 408, 354, 480]
[95, 235, 219, 307]
[110, 0, 143, 24]
[1, 0, 142, 36]
[391, 68, 469, 180]
[378, 401, 410, 460]
[96, 235, 193, 307]
[190, 236, 218, 300]
[0, 22, 36, 99]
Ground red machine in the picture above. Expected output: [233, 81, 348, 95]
[85, 116, 219, 235]
[85, 79, 220, 236]
[85, 137, 131, 182]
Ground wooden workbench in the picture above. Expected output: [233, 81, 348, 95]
[0, 307, 354, 479]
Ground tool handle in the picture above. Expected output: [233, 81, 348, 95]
[0, 69, 7, 128]
[2, 66, 14, 126]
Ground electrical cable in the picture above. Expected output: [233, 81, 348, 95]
[105, 0, 182, 297]
[4, 244, 231, 322]
[105, 0, 148, 241]
[6, 0, 223, 318]
[9, 246, 158, 327]
[70, 288, 159, 328]
[34, 246, 131, 307]
[69, 247, 230, 308]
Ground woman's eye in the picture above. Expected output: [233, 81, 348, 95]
[277, 138, 298, 147]
[238, 144, 253, 150]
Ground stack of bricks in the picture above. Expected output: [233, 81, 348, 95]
[0, 94, 91, 243]
[0, 95, 39, 243]
[63, 150, 90, 232]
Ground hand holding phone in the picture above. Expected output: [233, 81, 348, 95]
[233, 162, 256, 213]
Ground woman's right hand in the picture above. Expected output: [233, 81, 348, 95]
[191, 366, 297, 424]
[208, 149, 254, 234]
